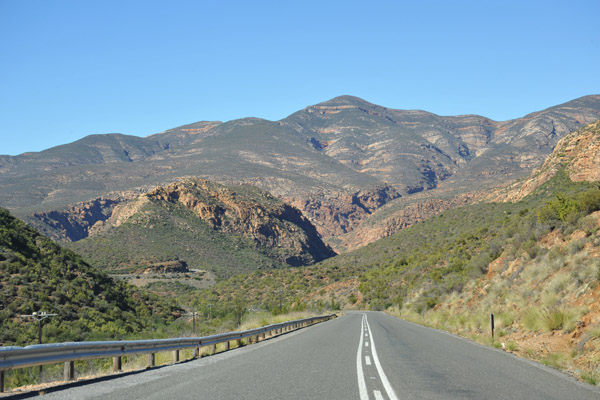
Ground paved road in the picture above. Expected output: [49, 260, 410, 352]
[37, 312, 599, 399]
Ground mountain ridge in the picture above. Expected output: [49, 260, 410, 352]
[2, 95, 600, 251]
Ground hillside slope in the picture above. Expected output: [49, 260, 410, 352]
[67, 179, 335, 278]
[0, 207, 180, 347]
[322, 120, 600, 383]
[189, 120, 600, 383]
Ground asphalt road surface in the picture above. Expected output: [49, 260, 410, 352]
[36, 312, 600, 399]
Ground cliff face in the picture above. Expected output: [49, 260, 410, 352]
[287, 184, 401, 241]
[29, 198, 125, 241]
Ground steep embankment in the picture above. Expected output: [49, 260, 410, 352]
[0, 207, 180, 346]
[67, 179, 335, 278]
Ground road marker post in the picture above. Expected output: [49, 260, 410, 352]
[147, 353, 155, 368]
[64, 361, 74, 381]
[113, 356, 122, 372]
[490, 313, 495, 338]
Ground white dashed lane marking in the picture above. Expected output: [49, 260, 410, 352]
[356, 313, 399, 400]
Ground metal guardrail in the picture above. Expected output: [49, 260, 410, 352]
[0, 313, 336, 392]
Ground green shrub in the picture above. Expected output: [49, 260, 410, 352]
[541, 308, 574, 332]
[581, 372, 599, 386]
[541, 352, 567, 369]
[523, 308, 541, 331]
[348, 293, 357, 304]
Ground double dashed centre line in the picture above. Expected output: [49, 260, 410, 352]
[356, 314, 398, 400]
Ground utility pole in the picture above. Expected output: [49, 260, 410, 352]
[21, 311, 57, 381]
[187, 312, 199, 336]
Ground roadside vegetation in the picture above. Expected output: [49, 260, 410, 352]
[0, 207, 182, 347]
[355, 171, 600, 384]
[4, 165, 600, 386]
[185, 169, 600, 384]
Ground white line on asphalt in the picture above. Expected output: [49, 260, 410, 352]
[356, 314, 369, 400]
[374, 390, 385, 400]
[365, 356, 372, 365]
[365, 315, 399, 400]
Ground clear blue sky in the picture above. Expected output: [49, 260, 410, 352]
[1, 0, 599, 155]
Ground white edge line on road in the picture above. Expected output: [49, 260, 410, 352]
[390, 313, 600, 395]
[374, 390, 384, 400]
[365, 315, 399, 400]
[357, 314, 369, 400]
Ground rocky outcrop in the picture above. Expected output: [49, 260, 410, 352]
[135, 260, 189, 275]
[491, 119, 600, 202]
[336, 191, 481, 251]
[287, 184, 400, 242]
[105, 179, 336, 266]
[30, 198, 125, 241]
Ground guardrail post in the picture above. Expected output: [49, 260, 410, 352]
[1, 370, 4, 393]
[64, 360, 74, 381]
[211, 344, 216, 355]
[193, 348, 199, 358]
[113, 356, 122, 372]
[147, 353, 155, 368]
[173, 350, 179, 363]
[235, 339, 241, 347]
[225, 341, 230, 351]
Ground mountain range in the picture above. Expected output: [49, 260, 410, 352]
[1, 95, 600, 256]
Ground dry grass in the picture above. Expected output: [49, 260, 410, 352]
[388, 227, 600, 385]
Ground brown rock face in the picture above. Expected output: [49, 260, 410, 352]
[106, 179, 336, 266]
[29, 198, 125, 241]
[287, 184, 401, 241]
[491, 119, 600, 202]
[336, 191, 481, 251]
